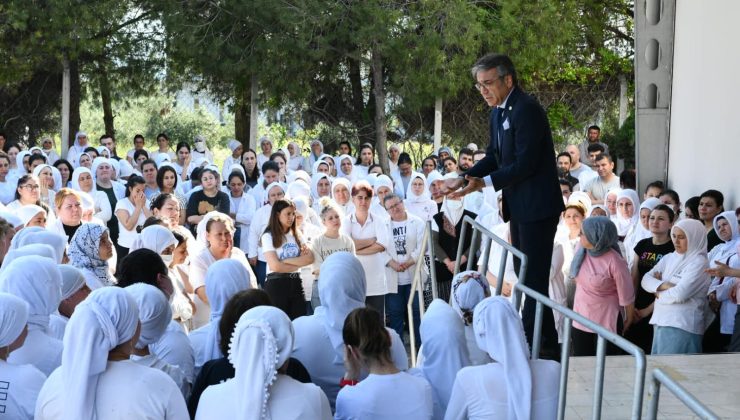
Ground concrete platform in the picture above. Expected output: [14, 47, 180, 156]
[564, 353, 740, 419]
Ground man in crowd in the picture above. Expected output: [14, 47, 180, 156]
[565, 144, 596, 185]
[583, 154, 620, 204]
[457, 147, 475, 174]
[100, 134, 121, 161]
[556, 152, 580, 191]
[577, 124, 609, 165]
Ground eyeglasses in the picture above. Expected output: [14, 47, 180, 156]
[474, 76, 504, 91]
[21, 184, 40, 190]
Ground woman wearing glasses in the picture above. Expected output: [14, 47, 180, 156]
[7, 175, 53, 218]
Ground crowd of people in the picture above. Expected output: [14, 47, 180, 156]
[0, 124, 735, 419]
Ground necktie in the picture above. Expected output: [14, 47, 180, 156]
[496, 107, 505, 152]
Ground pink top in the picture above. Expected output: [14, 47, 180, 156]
[573, 248, 635, 333]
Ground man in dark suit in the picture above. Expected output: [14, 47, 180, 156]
[444, 53, 564, 358]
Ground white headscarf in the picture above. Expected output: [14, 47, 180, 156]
[312, 159, 330, 175]
[67, 223, 114, 287]
[15, 150, 30, 175]
[50, 165, 63, 191]
[450, 270, 491, 325]
[406, 172, 431, 203]
[0, 211, 23, 229]
[15, 230, 66, 263]
[568, 191, 592, 214]
[130, 225, 177, 254]
[425, 170, 443, 190]
[331, 177, 351, 200]
[419, 299, 471, 413]
[440, 173, 465, 227]
[2, 244, 57, 270]
[310, 173, 331, 201]
[625, 197, 662, 254]
[474, 296, 533, 420]
[32, 163, 52, 180]
[314, 252, 366, 362]
[0, 292, 28, 348]
[287, 141, 303, 171]
[263, 182, 286, 205]
[228, 139, 242, 153]
[125, 283, 172, 350]
[203, 259, 253, 362]
[9, 226, 45, 249]
[62, 287, 139, 420]
[286, 180, 310, 202]
[195, 211, 225, 248]
[58, 265, 86, 301]
[287, 170, 311, 186]
[0, 255, 61, 333]
[90, 157, 112, 182]
[336, 154, 354, 178]
[230, 305, 294, 420]
[710, 210, 740, 258]
[154, 153, 170, 167]
[373, 175, 393, 197]
[16, 204, 46, 226]
[664, 219, 709, 287]
[614, 189, 640, 236]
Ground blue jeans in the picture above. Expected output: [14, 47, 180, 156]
[386, 284, 420, 345]
[652, 326, 703, 355]
[254, 260, 267, 288]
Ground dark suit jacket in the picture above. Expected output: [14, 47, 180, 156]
[466, 87, 565, 223]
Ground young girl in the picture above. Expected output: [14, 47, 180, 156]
[311, 198, 355, 308]
[241, 148, 260, 188]
[186, 168, 230, 228]
[261, 198, 314, 319]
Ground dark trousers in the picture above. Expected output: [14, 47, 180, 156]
[264, 273, 306, 320]
[510, 215, 560, 359]
[729, 309, 740, 352]
[385, 284, 421, 345]
[254, 260, 267, 288]
[365, 295, 386, 320]
[572, 327, 624, 356]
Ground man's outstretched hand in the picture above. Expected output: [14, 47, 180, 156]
[441, 175, 485, 200]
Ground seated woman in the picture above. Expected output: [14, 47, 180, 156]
[7, 175, 52, 220]
[446, 296, 560, 420]
[0, 256, 63, 377]
[404, 172, 437, 222]
[70, 166, 112, 224]
[48, 265, 91, 340]
[425, 170, 445, 212]
[186, 168, 230, 230]
[642, 219, 711, 354]
[154, 165, 187, 225]
[450, 271, 492, 366]
[35, 287, 188, 419]
[310, 172, 332, 214]
[188, 259, 253, 371]
[195, 305, 331, 420]
[409, 299, 470, 420]
[48, 188, 83, 242]
[115, 175, 151, 257]
[337, 154, 357, 182]
[292, 252, 408, 409]
[335, 306, 432, 420]
[125, 283, 189, 396]
[571, 216, 635, 356]
[0, 292, 47, 420]
[625, 205, 676, 354]
[68, 223, 116, 289]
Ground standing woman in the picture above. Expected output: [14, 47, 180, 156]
[331, 177, 354, 215]
[288, 141, 305, 171]
[571, 216, 636, 356]
[338, 155, 356, 182]
[70, 167, 112, 223]
[241, 149, 260, 188]
[261, 199, 314, 319]
[311, 198, 356, 307]
[404, 173, 437, 222]
[34, 287, 188, 419]
[341, 180, 391, 315]
[625, 204, 675, 353]
[227, 171, 256, 252]
[354, 143, 375, 180]
[173, 141, 194, 184]
[186, 168, 230, 228]
[558, 203, 587, 307]
[115, 175, 151, 257]
[642, 219, 711, 354]
[6, 144, 24, 179]
[303, 140, 323, 174]
[310, 173, 332, 214]
[7, 175, 52, 220]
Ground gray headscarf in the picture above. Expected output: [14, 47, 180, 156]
[569, 216, 620, 279]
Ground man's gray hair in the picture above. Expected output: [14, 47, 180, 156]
[471, 53, 518, 86]
[383, 193, 403, 207]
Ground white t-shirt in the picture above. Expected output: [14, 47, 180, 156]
[261, 231, 302, 275]
[35, 360, 188, 419]
[114, 197, 150, 248]
[335, 372, 434, 420]
[0, 360, 46, 420]
[445, 360, 560, 420]
[195, 374, 332, 420]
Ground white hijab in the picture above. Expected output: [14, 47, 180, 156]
[337, 154, 354, 178]
[0, 255, 61, 333]
[61, 287, 139, 420]
[16, 204, 46, 226]
[664, 219, 708, 282]
[710, 210, 740, 259]
[0, 292, 29, 348]
[418, 299, 471, 413]
[311, 159, 330, 176]
[314, 252, 366, 362]
[2, 244, 57, 270]
[450, 270, 491, 325]
[406, 172, 431, 203]
[230, 305, 294, 420]
[203, 259, 253, 362]
[614, 189, 640, 236]
[125, 283, 172, 350]
[15, 150, 30, 175]
[130, 225, 177, 254]
[473, 296, 533, 420]
[310, 173, 331, 201]
[8, 226, 45, 249]
[15, 230, 66, 263]
[58, 265, 86, 301]
[263, 182, 287, 206]
[70, 167, 94, 192]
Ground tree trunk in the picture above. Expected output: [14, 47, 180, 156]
[234, 81, 250, 147]
[68, 59, 81, 146]
[98, 59, 115, 136]
[371, 47, 389, 174]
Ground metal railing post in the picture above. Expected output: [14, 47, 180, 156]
[646, 369, 719, 420]
[408, 221, 435, 367]
[466, 227, 480, 271]
[557, 320, 573, 420]
[592, 337, 607, 419]
[479, 236, 492, 281]
[531, 302, 544, 360]
[453, 219, 469, 275]
[427, 221, 438, 300]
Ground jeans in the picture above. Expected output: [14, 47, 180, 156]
[385, 284, 421, 345]
[652, 326, 702, 355]
[254, 260, 267, 288]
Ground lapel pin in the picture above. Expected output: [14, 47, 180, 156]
[508, 106, 512, 111]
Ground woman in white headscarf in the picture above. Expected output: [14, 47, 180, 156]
[15, 230, 66, 263]
[449, 271, 493, 366]
[0, 256, 63, 376]
[65, 131, 90, 167]
[446, 296, 560, 420]
[0, 152, 17, 205]
[642, 219, 712, 354]
[67, 223, 116, 289]
[706, 211, 740, 350]
[286, 141, 304, 171]
[192, 134, 214, 164]
[410, 299, 470, 420]
[10, 149, 29, 180]
[310, 172, 332, 213]
[35, 287, 188, 419]
[189, 259, 252, 371]
[70, 166, 112, 223]
[0, 292, 46, 420]
[614, 189, 640, 240]
[195, 305, 331, 420]
[48, 265, 91, 340]
[337, 154, 357, 182]
[624, 196, 662, 264]
[292, 252, 408, 409]
[425, 170, 445, 212]
[220, 139, 244, 181]
[331, 177, 354, 215]
[126, 283, 188, 396]
[32, 164, 57, 210]
[301, 140, 322, 174]
[404, 172, 437, 222]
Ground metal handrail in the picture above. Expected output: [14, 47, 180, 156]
[511, 281, 647, 420]
[453, 215, 528, 298]
[407, 220, 438, 366]
[646, 368, 718, 420]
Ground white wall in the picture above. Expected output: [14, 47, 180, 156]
[669, 0, 740, 209]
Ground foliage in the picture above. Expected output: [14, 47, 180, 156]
[601, 109, 635, 168]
